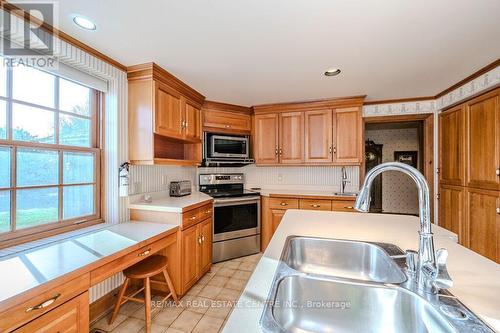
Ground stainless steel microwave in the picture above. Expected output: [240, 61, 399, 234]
[206, 133, 250, 159]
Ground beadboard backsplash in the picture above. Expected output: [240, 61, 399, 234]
[130, 164, 360, 195]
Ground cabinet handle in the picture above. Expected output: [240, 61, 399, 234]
[190, 216, 197, 221]
[202, 235, 206, 242]
[225, 125, 231, 128]
[275, 147, 279, 155]
[138, 248, 151, 257]
[311, 204, 321, 208]
[496, 168, 500, 176]
[26, 294, 61, 312]
[205, 210, 212, 214]
[333, 146, 337, 154]
[496, 207, 500, 215]
[436, 167, 440, 174]
[279, 148, 283, 155]
[329, 146, 333, 154]
[198, 236, 202, 244]
[344, 206, 354, 209]
[185, 121, 188, 128]
[280, 202, 288, 206]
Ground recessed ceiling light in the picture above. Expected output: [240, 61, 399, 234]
[324, 68, 341, 77]
[73, 15, 97, 31]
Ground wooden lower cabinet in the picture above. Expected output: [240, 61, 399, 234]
[261, 196, 356, 250]
[466, 188, 500, 263]
[438, 184, 466, 244]
[14, 292, 89, 333]
[181, 217, 213, 293]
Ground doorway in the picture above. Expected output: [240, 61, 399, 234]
[363, 114, 434, 217]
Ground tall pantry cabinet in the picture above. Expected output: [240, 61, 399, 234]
[439, 87, 500, 263]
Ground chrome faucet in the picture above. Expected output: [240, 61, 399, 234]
[340, 166, 349, 195]
[353, 162, 452, 293]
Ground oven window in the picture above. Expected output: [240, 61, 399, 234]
[213, 137, 247, 155]
[214, 203, 257, 234]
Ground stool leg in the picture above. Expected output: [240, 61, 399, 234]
[162, 269, 179, 304]
[109, 277, 129, 325]
[144, 277, 152, 333]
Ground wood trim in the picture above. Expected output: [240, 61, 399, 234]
[202, 100, 252, 115]
[0, 1, 127, 71]
[436, 58, 500, 98]
[127, 63, 205, 105]
[253, 95, 366, 113]
[364, 114, 432, 123]
[364, 96, 435, 105]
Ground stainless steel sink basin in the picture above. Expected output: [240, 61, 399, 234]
[283, 237, 406, 284]
[270, 275, 455, 333]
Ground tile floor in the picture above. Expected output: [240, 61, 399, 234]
[91, 252, 262, 333]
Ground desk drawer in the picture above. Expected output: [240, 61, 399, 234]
[331, 200, 355, 212]
[299, 199, 332, 211]
[13, 291, 88, 333]
[0, 273, 89, 332]
[269, 198, 299, 210]
[90, 236, 171, 285]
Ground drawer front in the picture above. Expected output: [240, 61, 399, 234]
[331, 200, 356, 212]
[269, 198, 299, 210]
[198, 203, 213, 222]
[13, 291, 89, 333]
[299, 199, 332, 211]
[182, 208, 200, 230]
[90, 235, 172, 285]
[1, 273, 89, 332]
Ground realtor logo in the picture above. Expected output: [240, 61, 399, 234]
[1, 1, 58, 68]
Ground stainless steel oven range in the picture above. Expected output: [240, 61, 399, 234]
[199, 173, 260, 262]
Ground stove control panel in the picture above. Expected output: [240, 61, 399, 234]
[199, 173, 245, 185]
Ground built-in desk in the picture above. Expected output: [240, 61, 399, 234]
[0, 221, 178, 332]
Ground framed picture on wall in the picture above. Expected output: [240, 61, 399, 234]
[394, 151, 418, 168]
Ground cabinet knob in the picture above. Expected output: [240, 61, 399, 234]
[138, 248, 151, 257]
[198, 236, 202, 244]
[280, 202, 288, 206]
[225, 125, 231, 128]
[202, 235, 206, 242]
[190, 216, 197, 221]
[496, 168, 500, 176]
[26, 294, 61, 312]
[344, 206, 354, 210]
[496, 207, 500, 215]
[311, 204, 321, 208]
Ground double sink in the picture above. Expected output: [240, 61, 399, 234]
[260, 236, 494, 333]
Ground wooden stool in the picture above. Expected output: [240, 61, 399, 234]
[109, 255, 179, 332]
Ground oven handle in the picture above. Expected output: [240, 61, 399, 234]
[213, 196, 260, 206]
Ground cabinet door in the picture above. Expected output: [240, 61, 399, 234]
[203, 109, 252, 133]
[181, 224, 199, 292]
[279, 112, 304, 164]
[199, 218, 212, 275]
[333, 107, 362, 164]
[439, 105, 466, 186]
[254, 113, 279, 164]
[14, 292, 89, 333]
[184, 99, 201, 141]
[467, 90, 500, 190]
[439, 185, 465, 244]
[466, 188, 500, 262]
[155, 82, 183, 139]
[304, 109, 333, 163]
[271, 209, 286, 233]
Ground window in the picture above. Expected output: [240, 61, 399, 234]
[0, 63, 101, 242]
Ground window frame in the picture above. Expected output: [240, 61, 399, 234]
[0, 65, 103, 247]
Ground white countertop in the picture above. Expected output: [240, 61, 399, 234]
[223, 210, 500, 332]
[0, 221, 178, 306]
[256, 187, 357, 199]
[129, 191, 213, 213]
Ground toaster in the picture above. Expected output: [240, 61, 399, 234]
[169, 180, 192, 197]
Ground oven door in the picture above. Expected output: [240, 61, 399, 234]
[213, 196, 260, 242]
[210, 135, 249, 158]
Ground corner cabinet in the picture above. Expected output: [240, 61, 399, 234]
[253, 97, 364, 166]
[128, 63, 205, 166]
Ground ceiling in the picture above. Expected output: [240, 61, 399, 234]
[53, 0, 500, 106]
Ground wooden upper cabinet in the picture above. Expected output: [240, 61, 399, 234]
[439, 185, 465, 244]
[184, 98, 201, 141]
[304, 109, 333, 163]
[466, 89, 500, 190]
[466, 188, 500, 262]
[279, 112, 304, 164]
[203, 109, 252, 134]
[155, 82, 183, 139]
[254, 113, 279, 164]
[333, 107, 362, 164]
[439, 105, 466, 186]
